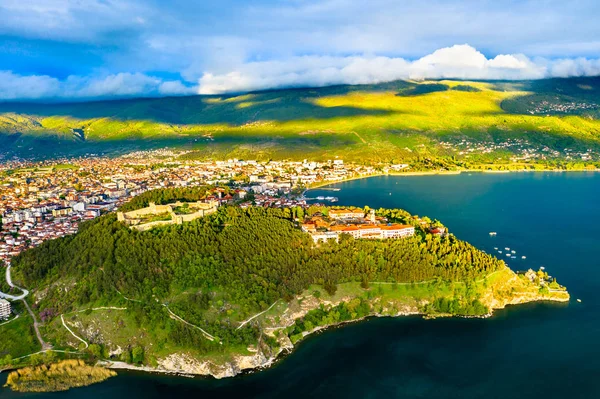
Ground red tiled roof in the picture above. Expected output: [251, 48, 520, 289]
[380, 224, 414, 230]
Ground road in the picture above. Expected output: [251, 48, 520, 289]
[0, 265, 29, 300]
[1, 264, 50, 350]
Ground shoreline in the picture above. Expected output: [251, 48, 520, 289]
[306, 168, 600, 190]
[98, 293, 569, 380]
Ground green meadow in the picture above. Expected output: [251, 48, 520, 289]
[1, 77, 599, 163]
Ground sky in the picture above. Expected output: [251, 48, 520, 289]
[1, 0, 600, 100]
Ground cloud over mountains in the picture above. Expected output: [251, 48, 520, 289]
[2, 1, 600, 100]
[2, 44, 599, 100]
[198, 45, 600, 94]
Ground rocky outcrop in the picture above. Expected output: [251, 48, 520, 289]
[480, 266, 570, 311]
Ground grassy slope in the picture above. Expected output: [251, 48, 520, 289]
[31, 266, 566, 372]
[1, 78, 599, 161]
[0, 312, 41, 359]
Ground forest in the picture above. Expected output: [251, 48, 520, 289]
[10, 187, 504, 359]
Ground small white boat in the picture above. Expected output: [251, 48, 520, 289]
[506, 253, 511, 257]
[540, 266, 545, 270]
[511, 256, 516, 259]
[489, 232, 497, 236]
[494, 247, 498, 250]
[505, 247, 510, 251]
[498, 251, 503, 254]
[577, 299, 582, 303]
[521, 256, 526, 259]
[511, 250, 516, 254]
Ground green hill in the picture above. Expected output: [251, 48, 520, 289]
[2, 188, 568, 377]
[1, 78, 599, 164]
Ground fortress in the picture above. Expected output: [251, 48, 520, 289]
[117, 200, 218, 231]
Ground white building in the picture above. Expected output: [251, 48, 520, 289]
[0, 299, 11, 320]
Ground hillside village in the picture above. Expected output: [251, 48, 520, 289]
[0, 140, 589, 267]
[439, 138, 598, 163]
[0, 150, 392, 265]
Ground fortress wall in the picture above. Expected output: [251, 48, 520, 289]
[122, 204, 173, 219]
[122, 200, 219, 230]
[178, 204, 218, 223]
[132, 220, 175, 232]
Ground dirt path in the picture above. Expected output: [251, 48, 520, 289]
[22, 298, 51, 351]
[65, 306, 127, 315]
[61, 314, 89, 349]
[164, 305, 217, 342]
[237, 300, 280, 330]
[1, 264, 50, 350]
[352, 131, 367, 144]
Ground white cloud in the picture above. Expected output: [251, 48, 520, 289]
[548, 58, 600, 78]
[198, 44, 599, 94]
[158, 80, 198, 95]
[0, 71, 61, 100]
[0, 71, 198, 101]
[1, 44, 600, 100]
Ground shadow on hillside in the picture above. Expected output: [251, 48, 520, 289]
[0, 130, 363, 160]
[0, 81, 421, 126]
[396, 84, 450, 96]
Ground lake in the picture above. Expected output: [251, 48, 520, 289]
[2, 172, 599, 398]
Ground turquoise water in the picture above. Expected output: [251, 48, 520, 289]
[2, 172, 599, 398]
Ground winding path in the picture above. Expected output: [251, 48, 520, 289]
[61, 314, 89, 349]
[0, 265, 29, 300]
[1, 264, 50, 350]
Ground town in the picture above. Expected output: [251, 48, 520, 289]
[438, 138, 598, 163]
[0, 151, 394, 266]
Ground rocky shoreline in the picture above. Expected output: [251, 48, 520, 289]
[98, 287, 569, 380]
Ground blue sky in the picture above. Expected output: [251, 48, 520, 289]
[1, 0, 600, 100]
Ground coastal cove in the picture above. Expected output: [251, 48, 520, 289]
[2, 172, 599, 398]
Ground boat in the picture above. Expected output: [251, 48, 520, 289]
[577, 299, 582, 303]
[506, 253, 511, 257]
[522, 256, 526, 259]
[511, 250, 516, 254]
[504, 247, 510, 251]
[511, 256, 516, 259]
[540, 266, 545, 270]
[498, 251, 502, 254]
[494, 247, 498, 250]
[489, 232, 497, 236]
[316, 196, 325, 200]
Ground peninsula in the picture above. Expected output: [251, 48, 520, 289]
[0, 187, 568, 385]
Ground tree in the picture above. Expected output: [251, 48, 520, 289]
[132, 346, 144, 364]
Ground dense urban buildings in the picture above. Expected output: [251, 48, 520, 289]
[1, 151, 392, 265]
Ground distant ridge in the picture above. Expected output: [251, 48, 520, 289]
[0, 77, 599, 161]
